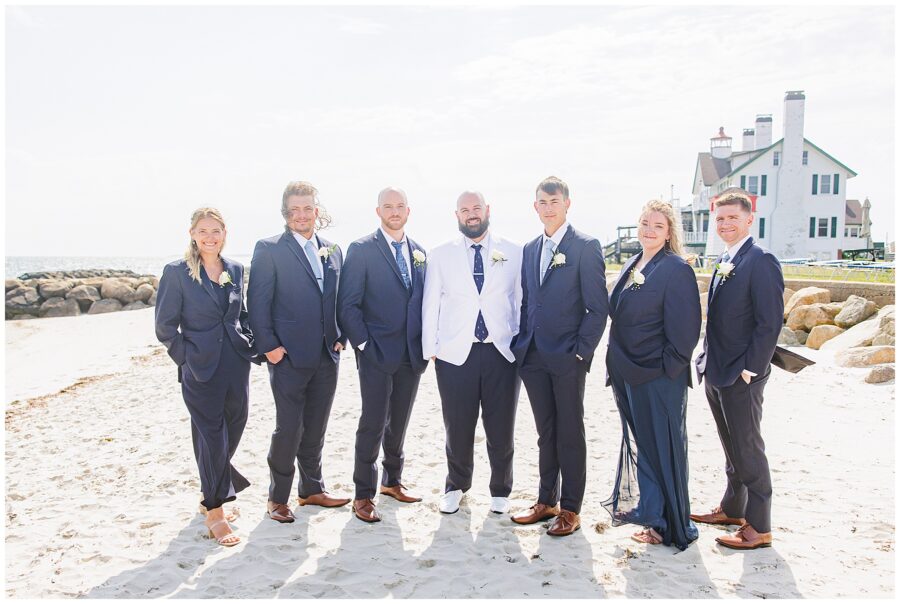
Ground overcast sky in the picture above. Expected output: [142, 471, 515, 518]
[6, 5, 895, 257]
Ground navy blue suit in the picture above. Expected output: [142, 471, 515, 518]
[511, 224, 609, 514]
[603, 250, 701, 550]
[248, 230, 347, 504]
[695, 237, 784, 534]
[155, 257, 257, 510]
[337, 230, 428, 499]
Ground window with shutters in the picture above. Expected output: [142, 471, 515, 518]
[773, 152, 780, 166]
[818, 218, 828, 237]
[748, 176, 758, 195]
[820, 174, 832, 194]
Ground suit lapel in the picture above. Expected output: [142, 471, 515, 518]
[540, 225, 574, 289]
[709, 237, 754, 305]
[198, 264, 221, 310]
[221, 257, 241, 318]
[318, 235, 337, 294]
[610, 252, 642, 315]
[407, 238, 422, 293]
[283, 230, 323, 291]
[457, 237, 480, 296]
[375, 229, 408, 290]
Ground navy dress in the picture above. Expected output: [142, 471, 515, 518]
[155, 258, 258, 511]
[601, 250, 701, 550]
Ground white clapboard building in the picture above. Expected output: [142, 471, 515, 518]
[684, 91, 862, 261]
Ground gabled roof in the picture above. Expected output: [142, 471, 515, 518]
[726, 137, 858, 179]
[846, 199, 862, 225]
[696, 152, 732, 184]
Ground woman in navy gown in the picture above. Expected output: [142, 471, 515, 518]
[602, 200, 701, 549]
[155, 208, 258, 547]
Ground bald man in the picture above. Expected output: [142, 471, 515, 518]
[337, 187, 430, 523]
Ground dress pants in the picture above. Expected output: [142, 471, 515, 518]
[704, 369, 773, 533]
[518, 342, 588, 514]
[181, 339, 251, 511]
[353, 351, 421, 500]
[267, 345, 339, 504]
[435, 343, 520, 497]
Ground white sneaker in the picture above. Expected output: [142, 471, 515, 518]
[490, 497, 510, 514]
[439, 489, 463, 514]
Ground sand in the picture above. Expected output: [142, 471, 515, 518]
[4, 307, 895, 598]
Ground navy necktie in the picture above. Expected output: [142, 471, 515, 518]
[391, 240, 411, 289]
[472, 244, 488, 342]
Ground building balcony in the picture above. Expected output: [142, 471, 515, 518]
[682, 230, 708, 244]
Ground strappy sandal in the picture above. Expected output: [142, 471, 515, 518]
[199, 502, 240, 522]
[206, 519, 240, 547]
[630, 528, 663, 545]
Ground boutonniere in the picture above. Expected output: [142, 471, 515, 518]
[716, 261, 735, 282]
[629, 267, 645, 290]
[318, 244, 337, 260]
[490, 249, 507, 266]
[412, 249, 427, 268]
[550, 250, 566, 269]
[217, 271, 233, 288]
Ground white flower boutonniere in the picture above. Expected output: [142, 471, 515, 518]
[630, 267, 645, 290]
[550, 251, 566, 269]
[716, 261, 735, 282]
[490, 250, 507, 266]
[217, 272, 233, 288]
[318, 244, 337, 259]
[412, 249, 427, 268]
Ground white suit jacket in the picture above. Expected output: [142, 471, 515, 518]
[422, 233, 523, 365]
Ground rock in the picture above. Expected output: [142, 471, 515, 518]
[834, 295, 878, 328]
[872, 333, 895, 346]
[835, 346, 895, 368]
[786, 303, 840, 331]
[699, 292, 708, 321]
[88, 299, 124, 314]
[82, 277, 107, 289]
[100, 278, 138, 303]
[65, 285, 101, 312]
[821, 306, 894, 352]
[794, 329, 808, 345]
[39, 296, 81, 317]
[148, 289, 157, 306]
[782, 288, 796, 308]
[6, 286, 41, 318]
[879, 309, 895, 336]
[122, 300, 148, 311]
[6, 279, 22, 292]
[777, 326, 800, 346]
[134, 283, 155, 303]
[38, 279, 75, 299]
[806, 325, 845, 350]
[865, 365, 895, 384]
[697, 279, 709, 294]
[784, 287, 831, 318]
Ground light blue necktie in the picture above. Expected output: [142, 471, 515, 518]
[391, 241, 411, 289]
[712, 251, 730, 294]
[304, 240, 323, 292]
[540, 238, 555, 284]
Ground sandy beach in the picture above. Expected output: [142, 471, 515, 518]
[4, 307, 894, 598]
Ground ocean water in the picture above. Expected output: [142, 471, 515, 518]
[6, 255, 254, 279]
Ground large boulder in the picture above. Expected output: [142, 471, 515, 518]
[784, 287, 831, 318]
[806, 325, 845, 350]
[148, 289, 157, 306]
[6, 286, 41, 317]
[835, 346, 895, 368]
[6, 279, 22, 292]
[134, 283, 155, 303]
[879, 309, 895, 336]
[834, 295, 878, 328]
[65, 285, 101, 312]
[821, 306, 894, 351]
[782, 287, 796, 309]
[122, 300, 148, 311]
[794, 329, 808, 345]
[38, 279, 75, 299]
[865, 365, 895, 384]
[39, 296, 81, 318]
[88, 298, 124, 314]
[872, 333, 895, 346]
[100, 278, 138, 304]
[777, 326, 800, 346]
[786, 303, 841, 331]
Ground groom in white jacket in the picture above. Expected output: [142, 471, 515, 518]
[422, 191, 524, 515]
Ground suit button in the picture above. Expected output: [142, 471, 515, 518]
[218, 338, 223, 342]
[536, 325, 541, 330]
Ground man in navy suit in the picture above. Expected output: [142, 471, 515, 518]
[692, 188, 784, 550]
[337, 187, 429, 523]
[510, 176, 609, 537]
[248, 181, 351, 524]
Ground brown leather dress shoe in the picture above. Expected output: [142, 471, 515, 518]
[266, 500, 295, 523]
[511, 503, 560, 525]
[298, 492, 351, 508]
[379, 484, 422, 503]
[547, 509, 581, 536]
[690, 506, 746, 526]
[353, 498, 381, 523]
[716, 524, 772, 550]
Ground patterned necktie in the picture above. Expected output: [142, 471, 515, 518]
[472, 244, 488, 342]
[304, 240, 323, 292]
[391, 240, 411, 289]
[712, 251, 730, 294]
[540, 238, 554, 284]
